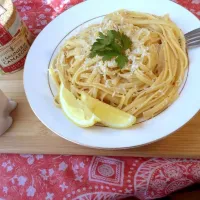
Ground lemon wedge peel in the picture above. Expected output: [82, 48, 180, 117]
[59, 83, 100, 127]
[81, 92, 136, 129]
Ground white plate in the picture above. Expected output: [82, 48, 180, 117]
[24, 0, 200, 149]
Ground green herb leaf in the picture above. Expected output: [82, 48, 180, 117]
[110, 43, 123, 53]
[110, 30, 121, 40]
[98, 31, 113, 45]
[115, 55, 128, 69]
[90, 30, 132, 69]
[91, 42, 105, 52]
[99, 32, 105, 39]
[121, 33, 132, 50]
[89, 51, 97, 58]
[107, 31, 115, 43]
[102, 51, 120, 61]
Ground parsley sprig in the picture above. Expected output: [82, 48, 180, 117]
[89, 30, 132, 69]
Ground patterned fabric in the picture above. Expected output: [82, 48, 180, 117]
[13, 0, 200, 36]
[1, 155, 200, 199]
[0, 0, 199, 199]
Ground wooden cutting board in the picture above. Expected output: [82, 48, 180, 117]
[0, 70, 200, 157]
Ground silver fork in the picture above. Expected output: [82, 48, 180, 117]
[185, 28, 200, 48]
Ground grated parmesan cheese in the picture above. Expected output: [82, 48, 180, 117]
[112, 91, 116, 97]
[158, 90, 165, 95]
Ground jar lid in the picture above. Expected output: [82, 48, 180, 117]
[0, 0, 16, 30]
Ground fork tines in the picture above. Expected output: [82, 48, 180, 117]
[185, 28, 200, 48]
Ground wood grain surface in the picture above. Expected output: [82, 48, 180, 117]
[0, 70, 200, 157]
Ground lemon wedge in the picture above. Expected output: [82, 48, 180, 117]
[59, 84, 100, 127]
[81, 92, 136, 128]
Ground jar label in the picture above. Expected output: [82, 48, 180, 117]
[0, 33, 30, 72]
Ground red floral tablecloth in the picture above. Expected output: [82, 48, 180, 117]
[0, 0, 199, 199]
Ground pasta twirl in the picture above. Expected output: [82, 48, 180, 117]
[50, 10, 188, 120]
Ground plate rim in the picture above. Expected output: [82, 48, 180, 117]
[24, 0, 200, 149]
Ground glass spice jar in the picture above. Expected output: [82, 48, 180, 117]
[0, 0, 34, 74]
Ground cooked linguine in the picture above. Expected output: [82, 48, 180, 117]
[50, 10, 188, 120]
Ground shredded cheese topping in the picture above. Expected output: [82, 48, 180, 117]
[50, 10, 188, 120]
